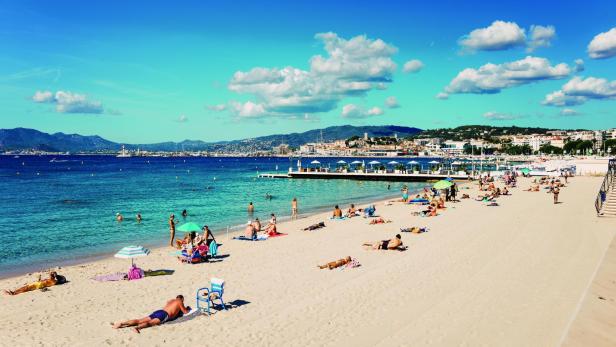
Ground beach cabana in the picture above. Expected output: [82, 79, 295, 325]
[350, 160, 363, 172]
[335, 160, 348, 172]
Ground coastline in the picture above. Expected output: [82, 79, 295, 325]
[0, 187, 405, 280]
[2, 176, 613, 346]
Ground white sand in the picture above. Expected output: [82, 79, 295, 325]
[0, 176, 613, 346]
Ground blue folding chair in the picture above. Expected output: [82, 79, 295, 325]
[196, 278, 227, 315]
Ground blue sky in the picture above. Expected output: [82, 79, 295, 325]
[1, 0, 615, 143]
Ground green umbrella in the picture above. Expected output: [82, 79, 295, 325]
[177, 222, 201, 232]
[433, 180, 453, 190]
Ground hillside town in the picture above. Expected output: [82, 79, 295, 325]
[277, 128, 616, 157]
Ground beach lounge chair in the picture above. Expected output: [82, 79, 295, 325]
[196, 278, 227, 315]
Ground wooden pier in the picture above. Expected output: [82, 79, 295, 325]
[258, 170, 471, 182]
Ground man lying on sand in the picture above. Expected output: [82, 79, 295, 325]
[369, 217, 391, 225]
[4, 271, 66, 295]
[363, 234, 406, 250]
[318, 256, 352, 269]
[112, 295, 190, 333]
[303, 222, 326, 231]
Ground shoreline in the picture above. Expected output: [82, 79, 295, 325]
[0, 187, 406, 280]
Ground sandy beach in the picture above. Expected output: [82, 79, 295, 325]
[1, 176, 613, 346]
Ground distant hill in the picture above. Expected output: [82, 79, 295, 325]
[0, 128, 118, 152]
[0, 125, 422, 153]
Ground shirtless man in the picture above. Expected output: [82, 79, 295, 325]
[248, 202, 254, 214]
[169, 214, 176, 247]
[363, 234, 403, 250]
[553, 187, 560, 204]
[4, 271, 65, 295]
[346, 204, 357, 217]
[332, 205, 342, 218]
[112, 295, 191, 333]
[291, 198, 298, 219]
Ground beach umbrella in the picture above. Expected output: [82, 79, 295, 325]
[310, 160, 321, 165]
[451, 161, 462, 165]
[350, 160, 362, 165]
[428, 160, 440, 164]
[407, 160, 419, 165]
[115, 245, 150, 266]
[433, 180, 453, 190]
[368, 160, 381, 165]
[336, 160, 347, 164]
[177, 222, 202, 232]
[387, 161, 399, 165]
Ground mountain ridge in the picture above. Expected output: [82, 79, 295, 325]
[0, 125, 423, 152]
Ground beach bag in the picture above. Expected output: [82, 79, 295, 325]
[128, 265, 144, 281]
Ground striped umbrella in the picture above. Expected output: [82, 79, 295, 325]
[115, 245, 150, 265]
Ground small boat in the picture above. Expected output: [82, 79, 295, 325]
[116, 145, 131, 158]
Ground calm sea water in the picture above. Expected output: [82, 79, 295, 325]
[0, 155, 436, 276]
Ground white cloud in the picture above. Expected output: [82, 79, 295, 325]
[527, 25, 556, 52]
[31, 90, 104, 114]
[436, 92, 449, 100]
[402, 59, 423, 73]
[341, 104, 384, 118]
[483, 111, 523, 120]
[54, 91, 103, 114]
[542, 76, 616, 107]
[225, 32, 398, 118]
[459, 21, 526, 51]
[574, 59, 585, 72]
[32, 90, 54, 103]
[588, 27, 616, 59]
[177, 114, 188, 122]
[207, 104, 226, 111]
[229, 101, 268, 118]
[444, 56, 570, 95]
[560, 108, 581, 116]
[542, 90, 587, 107]
[384, 96, 400, 108]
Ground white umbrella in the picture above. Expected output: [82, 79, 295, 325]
[407, 160, 419, 164]
[368, 160, 381, 165]
[350, 160, 362, 164]
[310, 160, 321, 165]
[336, 160, 347, 164]
[115, 245, 150, 266]
[387, 161, 399, 165]
[428, 160, 440, 164]
[451, 161, 462, 165]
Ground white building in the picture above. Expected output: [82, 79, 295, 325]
[441, 140, 468, 155]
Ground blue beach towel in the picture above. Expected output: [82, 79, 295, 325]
[329, 216, 348, 220]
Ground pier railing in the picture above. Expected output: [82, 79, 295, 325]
[595, 159, 616, 215]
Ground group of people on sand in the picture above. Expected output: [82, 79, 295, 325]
[175, 225, 217, 263]
[525, 176, 565, 204]
[332, 203, 376, 218]
[244, 213, 282, 239]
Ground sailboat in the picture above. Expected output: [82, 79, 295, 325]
[116, 145, 131, 158]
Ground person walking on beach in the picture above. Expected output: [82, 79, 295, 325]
[553, 187, 560, 204]
[451, 183, 457, 202]
[291, 197, 298, 219]
[169, 214, 176, 247]
[112, 295, 191, 334]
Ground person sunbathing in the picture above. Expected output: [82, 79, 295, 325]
[112, 295, 190, 333]
[363, 234, 405, 250]
[4, 271, 66, 295]
[461, 193, 470, 199]
[244, 222, 256, 239]
[400, 226, 427, 234]
[264, 213, 277, 234]
[502, 187, 509, 195]
[369, 217, 391, 225]
[346, 204, 357, 217]
[303, 221, 326, 231]
[252, 218, 261, 232]
[318, 256, 352, 270]
[332, 205, 343, 218]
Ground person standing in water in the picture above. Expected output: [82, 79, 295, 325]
[116, 213, 124, 222]
[169, 214, 176, 247]
[136, 213, 142, 223]
[181, 209, 187, 218]
[291, 197, 298, 219]
[248, 202, 254, 214]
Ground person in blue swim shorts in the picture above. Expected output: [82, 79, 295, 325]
[112, 295, 191, 333]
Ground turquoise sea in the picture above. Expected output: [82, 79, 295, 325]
[0, 155, 436, 277]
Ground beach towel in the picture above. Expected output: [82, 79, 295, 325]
[144, 270, 174, 277]
[341, 258, 361, 270]
[268, 232, 287, 238]
[92, 272, 127, 282]
[329, 216, 348, 220]
[209, 240, 218, 257]
[233, 236, 265, 241]
[409, 198, 429, 204]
